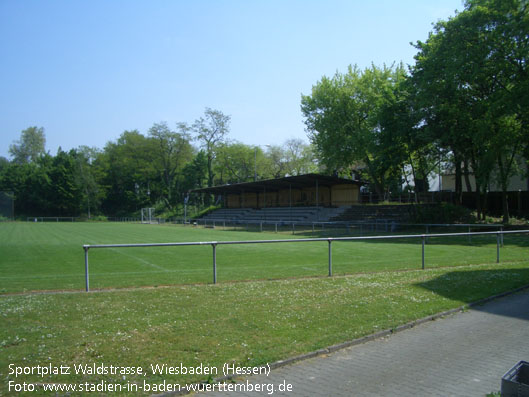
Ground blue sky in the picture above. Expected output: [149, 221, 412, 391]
[0, 0, 463, 159]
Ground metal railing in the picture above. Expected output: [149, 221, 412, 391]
[82, 229, 529, 292]
[186, 218, 508, 239]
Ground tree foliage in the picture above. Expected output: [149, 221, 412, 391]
[411, 0, 529, 221]
[302, 64, 407, 196]
[9, 126, 46, 164]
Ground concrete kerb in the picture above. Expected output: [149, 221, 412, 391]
[154, 282, 529, 397]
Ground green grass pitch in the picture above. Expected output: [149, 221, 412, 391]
[1, 221, 529, 392]
[0, 222, 527, 293]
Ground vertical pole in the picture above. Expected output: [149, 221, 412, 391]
[422, 236, 425, 270]
[500, 226, 504, 247]
[275, 222, 277, 233]
[468, 226, 471, 244]
[260, 222, 263, 232]
[292, 223, 295, 235]
[316, 180, 319, 217]
[328, 239, 332, 276]
[497, 233, 500, 263]
[425, 225, 429, 244]
[289, 183, 292, 222]
[212, 244, 217, 284]
[84, 246, 90, 292]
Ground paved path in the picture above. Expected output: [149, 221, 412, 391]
[203, 290, 529, 396]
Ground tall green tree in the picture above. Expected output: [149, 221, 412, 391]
[98, 130, 156, 216]
[48, 149, 84, 216]
[9, 126, 46, 164]
[411, 0, 529, 221]
[192, 108, 231, 188]
[148, 122, 193, 209]
[301, 64, 407, 196]
[214, 142, 256, 184]
[74, 146, 101, 218]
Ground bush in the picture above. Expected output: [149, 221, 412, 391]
[412, 203, 475, 224]
[88, 215, 108, 222]
[193, 205, 221, 219]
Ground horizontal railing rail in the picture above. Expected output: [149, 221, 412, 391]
[82, 229, 529, 292]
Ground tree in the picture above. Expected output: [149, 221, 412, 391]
[192, 108, 231, 188]
[48, 149, 84, 215]
[74, 146, 101, 218]
[98, 130, 157, 216]
[148, 122, 193, 209]
[181, 151, 208, 192]
[9, 126, 46, 164]
[301, 64, 407, 196]
[283, 139, 318, 176]
[379, 76, 442, 201]
[411, 0, 529, 221]
[214, 142, 256, 184]
[0, 157, 9, 171]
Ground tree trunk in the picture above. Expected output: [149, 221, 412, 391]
[482, 190, 488, 220]
[454, 152, 463, 206]
[501, 190, 510, 224]
[463, 160, 473, 194]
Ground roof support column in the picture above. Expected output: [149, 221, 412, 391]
[316, 180, 319, 208]
[316, 179, 319, 220]
[289, 183, 292, 221]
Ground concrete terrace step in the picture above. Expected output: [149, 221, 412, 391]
[331, 205, 414, 222]
[199, 207, 349, 223]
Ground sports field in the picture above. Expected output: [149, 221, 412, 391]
[1, 221, 529, 394]
[0, 222, 528, 293]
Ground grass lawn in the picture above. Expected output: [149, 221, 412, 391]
[1, 222, 528, 395]
[0, 222, 528, 293]
[1, 263, 529, 395]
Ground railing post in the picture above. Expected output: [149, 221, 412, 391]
[84, 246, 90, 292]
[328, 239, 332, 277]
[497, 233, 500, 263]
[468, 226, 471, 244]
[212, 243, 217, 284]
[500, 226, 504, 247]
[422, 236, 425, 270]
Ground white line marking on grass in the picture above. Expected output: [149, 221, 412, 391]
[109, 247, 169, 272]
[84, 237, 173, 272]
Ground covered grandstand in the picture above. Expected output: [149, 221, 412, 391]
[191, 173, 362, 208]
[190, 174, 362, 222]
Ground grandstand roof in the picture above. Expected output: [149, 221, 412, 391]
[190, 173, 362, 195]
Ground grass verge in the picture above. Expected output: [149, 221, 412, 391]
[1, 262, 529, 395]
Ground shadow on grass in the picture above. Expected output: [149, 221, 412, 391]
[416, 268, 529, 321]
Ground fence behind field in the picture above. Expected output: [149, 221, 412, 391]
[178, 218, 508, 238]
[82, 229, 529, 292]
